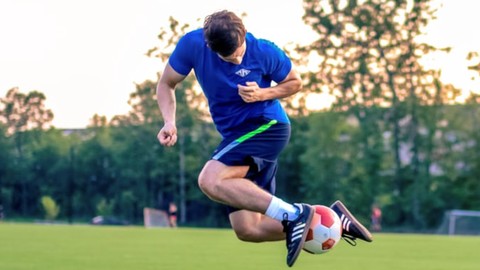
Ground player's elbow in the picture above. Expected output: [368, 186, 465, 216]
[284, 68, 303, 95]
[292, 78, 303, 94]
[285, 78, 302, 97]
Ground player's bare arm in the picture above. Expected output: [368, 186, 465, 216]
[156, 63, 186, 147]
[237, 68, 302, 103]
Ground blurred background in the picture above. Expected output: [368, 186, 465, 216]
[0, 0, 479, 235]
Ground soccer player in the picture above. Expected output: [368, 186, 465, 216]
[156, 10, 372, 267]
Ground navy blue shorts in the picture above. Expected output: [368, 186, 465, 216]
[211, 117, 291, 213]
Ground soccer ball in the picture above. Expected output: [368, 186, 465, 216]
[303, 205, 342, 254]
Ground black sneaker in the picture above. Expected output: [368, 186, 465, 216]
[282, 203, 314, 267]
[330, 200, 373, 245]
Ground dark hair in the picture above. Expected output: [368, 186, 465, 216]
[203, 10, 246, 57]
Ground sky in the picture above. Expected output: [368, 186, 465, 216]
[0, 0, 479, 129]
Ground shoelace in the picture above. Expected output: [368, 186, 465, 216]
[337, 212, 358, 246]
[282, 213, 303, 253]
[342, 234, 357, 246]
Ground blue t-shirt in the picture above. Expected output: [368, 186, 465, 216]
[168, 28, 292, 138]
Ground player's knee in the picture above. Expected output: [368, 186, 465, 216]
[197, 173, 220, 198]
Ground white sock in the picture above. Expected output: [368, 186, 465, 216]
[265, 196, 299, 221]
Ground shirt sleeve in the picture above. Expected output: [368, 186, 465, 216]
[168, 32, 195, 76]
[261, 40, 292, 83]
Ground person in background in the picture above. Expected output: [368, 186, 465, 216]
[371, 204, 382, 232]
[168, 202, 178, 228]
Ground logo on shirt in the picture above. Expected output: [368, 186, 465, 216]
[235, 68, 251, 77]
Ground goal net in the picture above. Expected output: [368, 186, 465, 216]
[143, 207, 169, 228]
[436, 209, 480, 236]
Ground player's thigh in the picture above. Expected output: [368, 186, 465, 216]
[199, 159, 249, 181]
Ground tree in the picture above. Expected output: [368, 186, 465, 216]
[110, 80, 175, 223]
[0, 87, 54, 215]
[89, 114, 108, 127]
[143, 17, 221, 225]
[0, 123, 14, 214]
[0, 87, 53, 134]
[297, 0, 460, 228]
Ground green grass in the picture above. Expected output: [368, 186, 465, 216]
[1, 223, 479, 270]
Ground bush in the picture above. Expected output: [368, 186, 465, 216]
[40, 196, 60, 220]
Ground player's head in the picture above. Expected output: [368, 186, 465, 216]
[203, 10, 246, 57]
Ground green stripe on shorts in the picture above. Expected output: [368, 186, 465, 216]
[212, 119, 278, 160]
[235, 119, 278, 143]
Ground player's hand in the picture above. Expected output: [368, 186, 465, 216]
[238, 81, 263, 103]
[157, 122, 177, 147]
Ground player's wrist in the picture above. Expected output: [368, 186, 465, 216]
[163, 120, 176, 127]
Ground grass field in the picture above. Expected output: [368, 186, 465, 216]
[1, 223, 479, 270]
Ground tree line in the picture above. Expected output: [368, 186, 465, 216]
[1, 0, 479, 230]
